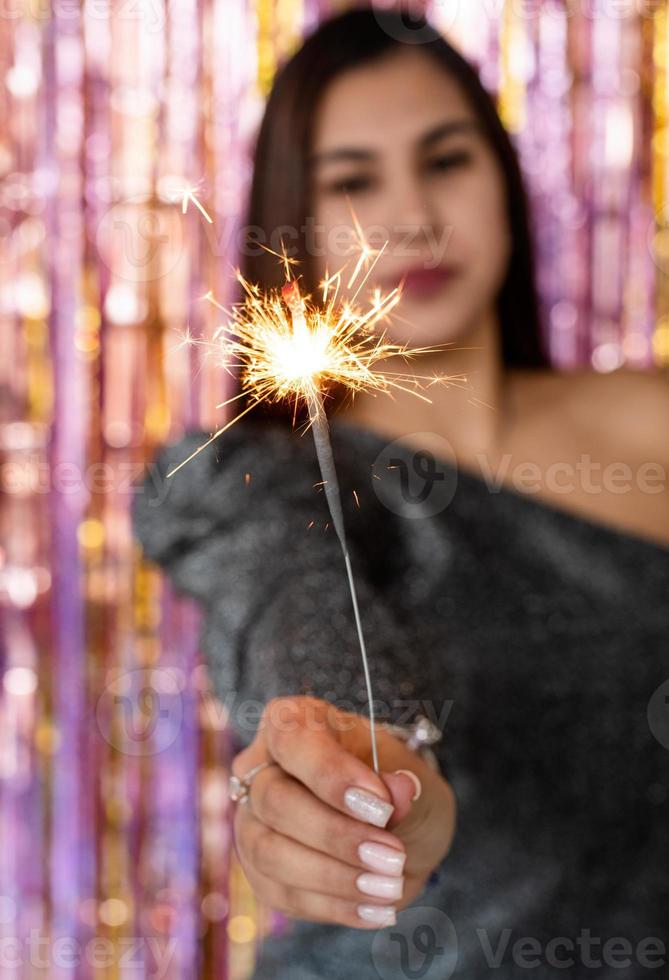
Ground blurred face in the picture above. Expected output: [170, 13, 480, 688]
[308, 47, 513, 347]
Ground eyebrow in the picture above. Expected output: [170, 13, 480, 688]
[308, 118, 478, 167]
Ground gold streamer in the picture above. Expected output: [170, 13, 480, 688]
[498, 0, 527, 134]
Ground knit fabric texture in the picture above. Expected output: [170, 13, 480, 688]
[132, 416, 669, 979]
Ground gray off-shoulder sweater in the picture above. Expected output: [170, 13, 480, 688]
[132, 416, 669, 980]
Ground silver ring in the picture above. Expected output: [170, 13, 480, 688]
[379, 714, 442, 750]
[377, 714, 443, 771]
[228, 761, 275, 805]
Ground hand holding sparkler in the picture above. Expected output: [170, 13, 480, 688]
[230, 695, 456, 929]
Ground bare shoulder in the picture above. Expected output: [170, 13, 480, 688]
[566, 365, 669, 404]
[563, 366, 668, 460]
[510, 366, 669, 463]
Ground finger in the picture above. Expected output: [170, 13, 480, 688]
[237, 810, 404, 907]
[238, 856, 398, 930]
[231, 739, 270, 780]
[260, 697, 396, 828]
[380, 770, 423, 826]
[243, 764, 407, 874]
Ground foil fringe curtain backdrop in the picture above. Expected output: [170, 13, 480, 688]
[1, 1, 668, 977]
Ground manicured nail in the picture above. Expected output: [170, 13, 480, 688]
[357, 904, 397, 926]
[358, 841, 407, 876]
[357, 873, 404, 901]
[394, 769, 422, 802]
[344, 787, 394, 827]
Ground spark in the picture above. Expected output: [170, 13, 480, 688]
[180, 184, 213, 223]
[201, 289, 227, 313]
[165, 258, 452, 479]
[257, 240, 300, 279]
[173, 324, 197, 351]
[343, 193, 385, 289]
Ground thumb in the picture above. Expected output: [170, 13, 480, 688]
[380, 769, 422, 826]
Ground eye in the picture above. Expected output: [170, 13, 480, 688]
[427, 150, 471, 173]
[323, 175, 373, 196]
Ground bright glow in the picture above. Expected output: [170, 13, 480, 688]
[591, 342, 624, 372]
[5, 569, 38, 608]
[167, 204, 463, 478]
[604, 104, 633, 169]
[104, 284, 145, 325]
[77, 519, 105, 550]
[227, 914, 257, 943]
[14, 273, 49, 318]
[6, 65, 39, 98]
[98, 898, 129, 927]
[3, 666, 38, 697]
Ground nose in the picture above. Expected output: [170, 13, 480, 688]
[384, 174, 440, 259]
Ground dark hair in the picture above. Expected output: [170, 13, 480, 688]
[237, 6, 549, 420]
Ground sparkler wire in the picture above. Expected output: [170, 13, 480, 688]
[306, 389, 380, 774]
[171, 196, 458, 780]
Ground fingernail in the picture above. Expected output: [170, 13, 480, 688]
[344, 787, 394, 827]
[357, 904, 397, 926]
[357, 873, 404, 901]
[358, 841, 407, 876]
[393, 769, 422, 802]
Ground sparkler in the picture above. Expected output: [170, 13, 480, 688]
[166, 185, 460, 773]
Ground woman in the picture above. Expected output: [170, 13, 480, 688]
[133, 7, 669, 978]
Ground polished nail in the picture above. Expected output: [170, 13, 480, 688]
[357, 872, 404, 900]
[393, 769, 422, 802]
[358, 841, 406, 876]
[344, 787, 394, 827]
[357, 904, 397, 926]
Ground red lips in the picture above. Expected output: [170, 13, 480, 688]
[381, 265, 458, 299]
